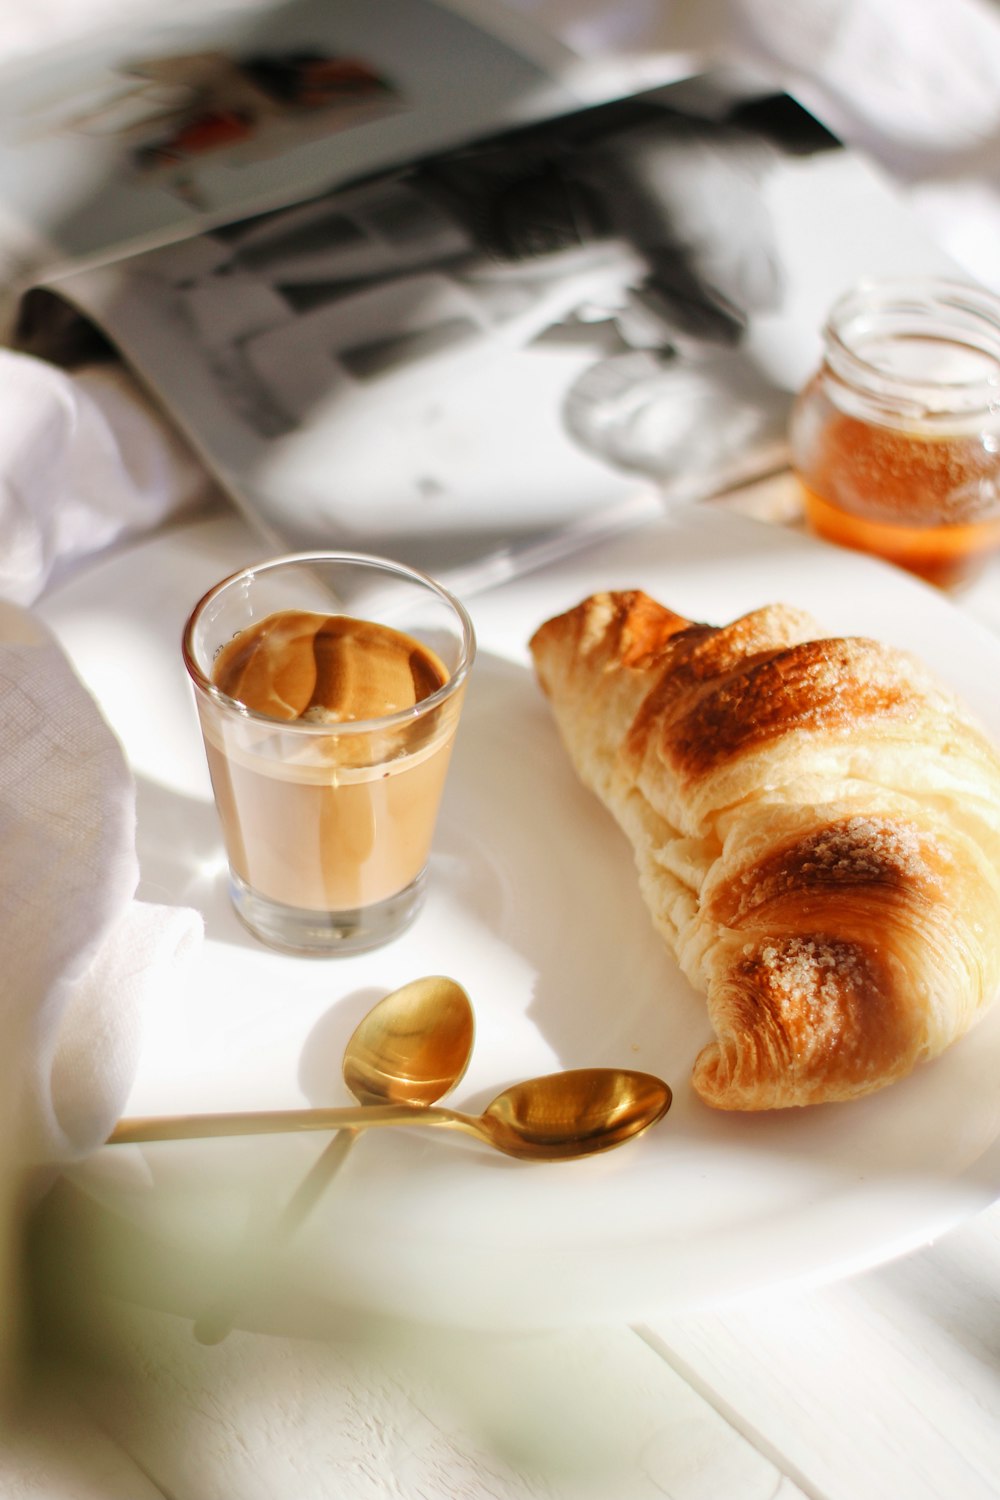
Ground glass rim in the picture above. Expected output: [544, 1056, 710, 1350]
[182, 549, 476, 735]
[823, 275, 1000, 416]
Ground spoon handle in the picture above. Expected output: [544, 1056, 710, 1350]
[193, 1127, 359, 1346]
[107, 1101, 455, 1144]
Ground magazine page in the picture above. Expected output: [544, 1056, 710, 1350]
[18, 74, 958, 585]
[0, 0, 593, 289]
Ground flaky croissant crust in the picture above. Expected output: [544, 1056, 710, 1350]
[529, 591, 1000, 1109]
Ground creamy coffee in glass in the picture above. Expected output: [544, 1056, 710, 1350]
[183, 553, 475, 955]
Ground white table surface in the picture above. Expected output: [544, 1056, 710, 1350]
[9, 478, 1000, 1500]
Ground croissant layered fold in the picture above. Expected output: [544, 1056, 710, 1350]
[529, 591, 1000, 1109]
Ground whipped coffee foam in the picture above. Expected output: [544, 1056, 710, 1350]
[212, 610, 448, 721]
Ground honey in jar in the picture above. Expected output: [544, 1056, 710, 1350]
[790, 279, 1000, 588]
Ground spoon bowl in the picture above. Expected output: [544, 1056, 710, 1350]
[343, 975, 475, 1107]
[469, 1069, 673, 1160]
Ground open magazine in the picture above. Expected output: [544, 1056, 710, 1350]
[5, 1, 957, 586]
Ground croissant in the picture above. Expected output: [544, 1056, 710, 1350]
[529, 591, 1000, 1109]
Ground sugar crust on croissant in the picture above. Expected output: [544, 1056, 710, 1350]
[529, 591, 1000, 1110]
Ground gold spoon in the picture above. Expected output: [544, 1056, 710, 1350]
[193, 975, 475, 1343]
[108, 1067, 672, 1160]
[341, 973, 475, 1110]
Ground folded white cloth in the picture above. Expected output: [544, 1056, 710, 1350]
[0, 348, 212, 607]
[0, 600, 202, 1166]
[0, 347, 207, 1410]
[709, 0, 1000, 293]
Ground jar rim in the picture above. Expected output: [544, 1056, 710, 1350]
[823, 276, 1000, 418]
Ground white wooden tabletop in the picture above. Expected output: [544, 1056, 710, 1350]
[7, 485, 1000, 1500]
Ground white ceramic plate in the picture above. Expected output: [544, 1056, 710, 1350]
[41, 505, 1000, 1331]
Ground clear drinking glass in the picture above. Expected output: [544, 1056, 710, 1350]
[182, 552, 475, 955]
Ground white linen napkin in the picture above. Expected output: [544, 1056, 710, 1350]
[0, 599, 202, 1167]
[0, 349, 208, 1408]
[0, 347, 212, 606]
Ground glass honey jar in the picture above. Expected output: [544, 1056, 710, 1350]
[789, 278, 1000, 588]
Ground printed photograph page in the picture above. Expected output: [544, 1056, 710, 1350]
[0, 0, 580, 280]
[17, 75, 958, 583]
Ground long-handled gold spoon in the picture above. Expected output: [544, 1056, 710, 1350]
[108, 1067, 672, 1160]
[192, 975, 475, 1343]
